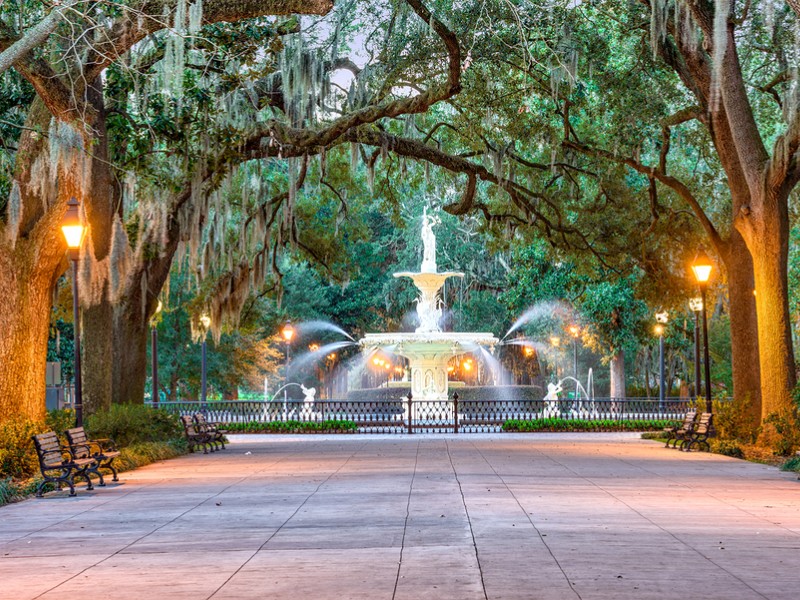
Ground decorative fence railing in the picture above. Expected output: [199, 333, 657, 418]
[148, 397, 703, 434]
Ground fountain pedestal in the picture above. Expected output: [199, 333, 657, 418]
[360, 209, 498, 402]
[361, 332, 497, 400]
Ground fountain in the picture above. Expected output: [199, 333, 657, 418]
[360, 209, 498, 400]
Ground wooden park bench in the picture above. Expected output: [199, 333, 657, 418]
[181, 415, 214, 454]
[193, 413, 228, 451]
[681, 412, 714, 452]
[663, 408, 697, 448]
[65, 427, 121, 485]
[31, 431, 96, 497]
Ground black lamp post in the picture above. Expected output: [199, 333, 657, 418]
[199, 314, 211, 403]
[654, 311, 668, 414]
[691, 251, 714, 413]
[61, 198, 85, 426]
[151, 300, 162, 406]
[689, 297, 703, 399]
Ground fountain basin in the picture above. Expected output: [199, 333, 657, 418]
[361, 332, 498, 400]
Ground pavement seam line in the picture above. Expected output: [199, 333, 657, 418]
[444, 439, 489, 600]
[391, 439, 420, 600]
[0, 478, 165, 546]
[471, 440, 583, 600]
[205, 441, 368, 600]
[27, 443, 308, 599]
[543, 443, 772, 600]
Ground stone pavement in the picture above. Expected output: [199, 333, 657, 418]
[1, 433, 800, 600]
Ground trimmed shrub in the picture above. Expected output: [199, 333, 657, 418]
[779, 454, 800, 473]
[0, 417, 46, 479]
[502, 418, 677, 433]
[86, 404, 182, 447]
[710, 439, 745, 458]
[114, 439, 188, 471]
[45, 409, 76, 435]
[225, 420, 358, 433]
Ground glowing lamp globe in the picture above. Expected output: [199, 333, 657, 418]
[281, 321, 294, 342]
[691, 250, 713, 284]
[61, 198, 84, 251]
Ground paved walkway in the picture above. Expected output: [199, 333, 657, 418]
[2, 434, 800, 600]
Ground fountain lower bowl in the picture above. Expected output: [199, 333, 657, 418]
[360, 332, 498, 357]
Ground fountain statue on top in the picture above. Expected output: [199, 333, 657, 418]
[394, 207, 465, 334]
[360, 208, 498, 400]
[421, 208, 438, 273]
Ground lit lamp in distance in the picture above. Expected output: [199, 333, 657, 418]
[61, 198, 85, 425]
[654, 311, 668, 413]
[199, 313, 211, 403]
[281, 320, 294, 385]
[151, 300, 163, 406]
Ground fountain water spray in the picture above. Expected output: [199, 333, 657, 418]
[502, 300, 574, 341]
[360, 209, 498, 400]
[296, 320, 354, 341]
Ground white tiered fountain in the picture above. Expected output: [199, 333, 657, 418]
[360, 209, 498, 400]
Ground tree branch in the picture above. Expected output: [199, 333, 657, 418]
[0, 0, 78, 76]
[564, 139, 725, 252]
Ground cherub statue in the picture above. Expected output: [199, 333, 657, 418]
[300, 384, 317, 403]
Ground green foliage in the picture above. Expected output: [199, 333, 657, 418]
[762, 411, 800, 457]
[115, 440, 188, 471]
[502, 418, 676, 432]
[45, 409, 76, 434]
[224, 420, 358, 433]
[0, 478, 17, 505]
[0, 416, 46, 479]
[85, 405, 182, 447]
[712, 396, 757, 444]
[779, 454, 800, 473]
[709, 439, 745, 459]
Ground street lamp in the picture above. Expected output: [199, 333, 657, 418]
[151, 300, 162, 406]
[281, 321, 294, 417]
[654, 311, 668, 413]
[61, 198, 85, 426]
[691, 250, 713, 413]
[688, 297, 703, 400]
[568, 325, 580, 380]
[199, 313, 211, 403]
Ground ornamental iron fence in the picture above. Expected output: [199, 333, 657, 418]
[149, 396, 705, 434]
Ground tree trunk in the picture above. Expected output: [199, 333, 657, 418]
[724, 232, 761, 428]
[111, 227, 180, 404]
[112, 304, 150, 405]
[609, 350, 625, 398]
[80, 81, 115, 415]
[0, 100, 71, 425]
[0, 251, 59, 424]
[745, 192, 796, 420]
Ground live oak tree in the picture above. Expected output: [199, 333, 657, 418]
[0, 0, 468, 422]
[0, 0, 338, 423]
